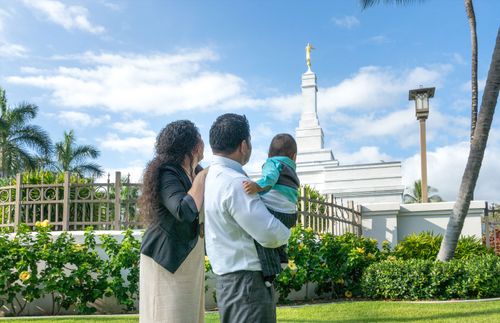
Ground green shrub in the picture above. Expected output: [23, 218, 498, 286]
[361, 254, 500, 300]
[100, 229, 141, 312]
[0, 224, 140, 316]
[274, 225, 381, 302]
[391, 231, 493, 260]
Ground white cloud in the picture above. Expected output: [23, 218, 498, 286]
[111, 120, 156, 136]
[337, 146, 393, 165]
[402, 134, 500, 203]
[100, 133, 155, 155]
[0, 8, 9, 32]
[451, 53, 466, 65]
[0, 41, 28, 57]
[267, 64, 452, 119]
[461, 78, 486, 92]
[368, 35, 390, 44]
[253, 123, 274, 142]
[7, 49, 250, 115]
[332, 16, 360, 29]
[342, 103, 468, 148]
[22, 0, 105, 34]
[102, 164, 145, 183]
[244, 146, 269, 174]
[55, 111, 110, 127]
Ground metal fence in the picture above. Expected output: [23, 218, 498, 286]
[0, 172, 141, 231]
[484, 203, 500, 255]
[0, 173, 362, 236]
[297, 186, 362, 236]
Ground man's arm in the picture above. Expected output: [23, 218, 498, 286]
[227, 177, 290, 248]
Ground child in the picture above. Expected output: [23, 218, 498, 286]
[243, 133, 300, 287]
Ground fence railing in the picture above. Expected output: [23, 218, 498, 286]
[484, 203, 500, 255]
[0, 172, 141, 231]
[297, 186, 362, 236]
[1, 173, 362, 235]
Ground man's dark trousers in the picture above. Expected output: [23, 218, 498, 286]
[215, 270, 276, 323]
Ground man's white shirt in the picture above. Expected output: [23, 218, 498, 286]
[204, 156, 291, 275]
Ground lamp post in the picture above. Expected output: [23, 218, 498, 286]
[409, 87, 435, 203]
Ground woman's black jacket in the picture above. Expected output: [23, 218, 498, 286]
[140, 164, 201, 273]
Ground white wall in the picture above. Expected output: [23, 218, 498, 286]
[361, 201, 486, 247]
[2, 231, 315, 316]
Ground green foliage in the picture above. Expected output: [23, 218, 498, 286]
[0, 224, 42, 315]
[0, 87, 52, 177]
[298, 185, 327, 215]
[52, 130, 104, 178]
[403, 180, 443, 203]
[391, 231, 494, 260]
[274, 225, 381, 302]
[361, 254, 500, 300]
[0, 224, 141, 316]
[100, 229, 141, 311]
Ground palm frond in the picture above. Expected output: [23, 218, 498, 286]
[10, 125, 52, 155]
[73, 163, 105, 178]
[360, 0, 425, 10]
[8, 103, 38, 126]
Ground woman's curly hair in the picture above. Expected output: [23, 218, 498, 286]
[139, 120, 200, 224]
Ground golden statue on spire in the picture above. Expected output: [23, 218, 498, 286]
[306, 43, 314, 71]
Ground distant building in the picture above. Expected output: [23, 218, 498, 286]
[252, 68, 404, 204]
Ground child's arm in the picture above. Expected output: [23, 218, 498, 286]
[243, 180, 268, 194]
[242, 159, 281, 195]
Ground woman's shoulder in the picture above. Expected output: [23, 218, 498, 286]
[159, 163, 182, 173]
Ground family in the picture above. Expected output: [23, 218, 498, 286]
[138, 113, 300, 323]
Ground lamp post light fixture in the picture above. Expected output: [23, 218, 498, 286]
[409, 87, 435, 203]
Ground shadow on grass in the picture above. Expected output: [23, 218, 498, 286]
[277, 307, 500, 322]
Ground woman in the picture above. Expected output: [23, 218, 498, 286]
[139, 120, 207, 323]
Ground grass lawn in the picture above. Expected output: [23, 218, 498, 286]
[4, 300, 500, 322]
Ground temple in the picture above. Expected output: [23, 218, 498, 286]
[294, 66, 404, 203]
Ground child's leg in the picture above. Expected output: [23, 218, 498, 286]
[253, 240, 282, 287]
[267, 210, 298, 264]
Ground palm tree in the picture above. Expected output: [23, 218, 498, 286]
[438, 28, 500, 261]
[0, 87, 52, 177]
[53, 130, 104, 178]
[360, 1, 499, 261]
[361, 0, 479, 143]
[465, 0, 478, 143]
[404, 180, 443, 203]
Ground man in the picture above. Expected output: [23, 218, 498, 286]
[205, 113, 291, 323]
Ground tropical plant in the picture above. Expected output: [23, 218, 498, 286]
[403, 180, 443, 203]
[52, 130, 104, 178]
[359, 1, 500, 261]
[0, 87, 52, 178]
[439, 30, 500, 261]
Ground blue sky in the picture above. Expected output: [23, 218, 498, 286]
[0, 0, 499, 202]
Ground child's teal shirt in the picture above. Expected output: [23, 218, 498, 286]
[256, 156, 298, 204]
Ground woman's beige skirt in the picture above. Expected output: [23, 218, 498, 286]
[139, 237, 205, 323]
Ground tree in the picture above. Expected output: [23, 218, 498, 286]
[360, 1, 499, 260]
[53, 130, 104, 178]
[403, 180, 443, 203]
[438, 28, 500, 261]
[465, 0, 478, 143]
[0, 87, 52, 177]
[361, 0, 479, 143]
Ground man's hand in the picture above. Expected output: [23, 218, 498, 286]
[242, 180, 263, 195]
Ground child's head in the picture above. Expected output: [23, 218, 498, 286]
[268, 133, 297, 161]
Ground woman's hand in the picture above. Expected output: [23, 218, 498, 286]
[188, 167, 209, 211]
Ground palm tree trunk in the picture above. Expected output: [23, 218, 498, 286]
[465, 0, 478, 143]
[437, 27, 500, 261]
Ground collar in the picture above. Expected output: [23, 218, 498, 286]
[269, 156, 296, 170]
[211, 155, 246, 175]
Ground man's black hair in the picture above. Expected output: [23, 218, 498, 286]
[209, 113, 250, 154]
[268, 133, 297, 159]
